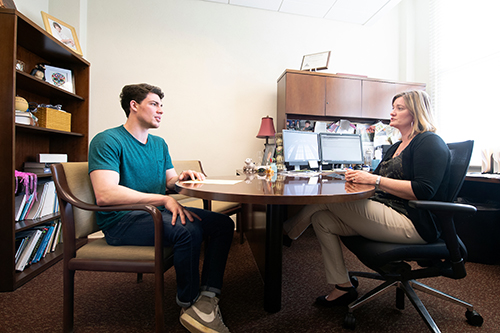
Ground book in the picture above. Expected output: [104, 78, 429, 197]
[33, 226, 54, 263]
[24, 162, 52, 174]
[43, 222, 57, 257]
[15, 229, 42, 271]
[24, 167, 51, 174]
[25, 180, 50, 220]
[38, 153, 67, 163]
[51, 221, 62, 252]
[15, 231, 33, 263]
[15, 193, 27, 222]
[19, 192, 35, 220]
[29, 227, 48, 265]
[40, 181, 57, 217]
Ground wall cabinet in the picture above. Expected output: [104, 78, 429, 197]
[277, 69, 425, 131]
[0, 9, 90, 291]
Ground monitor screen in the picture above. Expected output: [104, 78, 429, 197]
[319, 133, 364, 165]
[282, 130, 320, 168]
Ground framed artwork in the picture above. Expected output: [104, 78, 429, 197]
[44, 65, 74, 93]
[263, 143, 276, 165]
[41, 11, 82, 55]
[300, 51, 331, 71]
[0, 0, 16, 9]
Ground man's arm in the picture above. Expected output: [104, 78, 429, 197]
[90, 169, 198, 225]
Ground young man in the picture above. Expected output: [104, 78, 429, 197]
[88, 83, 234, 333]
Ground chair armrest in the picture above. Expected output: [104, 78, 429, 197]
[408, 200, 476, 214]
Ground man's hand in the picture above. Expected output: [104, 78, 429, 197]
[178, 170, 206, 181]
[164, 196, 201, 225]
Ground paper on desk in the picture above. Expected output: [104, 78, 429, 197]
[182, 179, 242, 185]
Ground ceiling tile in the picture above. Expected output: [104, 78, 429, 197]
[230, 0, 283, 11]
[198, 0, 402, 25]
[279, 0, 333, 18]
[203, 0, 229, 3]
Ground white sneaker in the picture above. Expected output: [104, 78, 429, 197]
[180, 295, 230, 333]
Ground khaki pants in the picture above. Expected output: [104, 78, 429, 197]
[285, 199, 425, 285]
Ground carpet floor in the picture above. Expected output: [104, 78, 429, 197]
[1, 227, 499, 332]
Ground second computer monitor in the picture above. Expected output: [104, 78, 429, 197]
[320, 133, 364, 165]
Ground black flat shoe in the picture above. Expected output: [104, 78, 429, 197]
[315, 284, 358, 307]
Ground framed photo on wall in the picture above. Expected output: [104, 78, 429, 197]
[41, 11, 82, 55]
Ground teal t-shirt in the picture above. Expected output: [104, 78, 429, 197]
[88, 125, 174, 231]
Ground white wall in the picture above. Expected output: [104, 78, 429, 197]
[14, 0, 426, 176]
[86, 0, 404, 175]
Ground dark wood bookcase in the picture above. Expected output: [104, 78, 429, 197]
[0, 9, 89, 291]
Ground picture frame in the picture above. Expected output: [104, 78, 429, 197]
[41, 11, 82, 55]
[0, 0, 16, 9]
[44, 65, 74, 93]
[300, 51, 331, 71]
[263, 143, 276, 165]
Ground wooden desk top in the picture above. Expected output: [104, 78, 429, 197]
[176, 174, 375, 206]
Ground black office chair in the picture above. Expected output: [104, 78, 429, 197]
[340, 140, 484, 332]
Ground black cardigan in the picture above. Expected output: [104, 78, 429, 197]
[373, 132, 451, 242]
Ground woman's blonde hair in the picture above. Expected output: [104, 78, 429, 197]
[392, 90, 436, 139]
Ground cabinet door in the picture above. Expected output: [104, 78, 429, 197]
[362, 80, 395, 120]
[395, 83, 426, 94]
[325, 77, 362, 117]
[285, 73, 325, 116]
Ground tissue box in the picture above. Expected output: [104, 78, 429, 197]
[37, 107, 71, 132]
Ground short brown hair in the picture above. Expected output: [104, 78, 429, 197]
[120, 83, 164, 117]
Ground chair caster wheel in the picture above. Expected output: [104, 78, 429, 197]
[466, 310, 483, 327]
[343, 312, 356, 330]
[350, 276, 359, 289]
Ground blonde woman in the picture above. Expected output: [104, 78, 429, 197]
[285, 90, 451, 306]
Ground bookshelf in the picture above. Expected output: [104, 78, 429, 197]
[0, 9, 90, 291]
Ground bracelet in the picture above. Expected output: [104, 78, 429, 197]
[375, 176, 382, 187]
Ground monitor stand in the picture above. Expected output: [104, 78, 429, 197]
[294, 165, 301, 171]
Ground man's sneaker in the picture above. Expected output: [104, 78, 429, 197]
[179, 295, 230, 333]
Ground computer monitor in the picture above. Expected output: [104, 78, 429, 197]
[319, 133, 364, 165]
[282, 130, 320, 170]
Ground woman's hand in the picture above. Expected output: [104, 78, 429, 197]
[345, 169, 378, 185]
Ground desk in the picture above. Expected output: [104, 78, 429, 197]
[176, 173, 375, 312]
[455, 174, 500, 264]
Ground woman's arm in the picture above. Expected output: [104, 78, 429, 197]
[345, 170, 417, 200]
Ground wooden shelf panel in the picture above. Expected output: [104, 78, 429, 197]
[16, 70, 85, 101]
[1, 9, 90, 292]
[15, 213, 61, 232]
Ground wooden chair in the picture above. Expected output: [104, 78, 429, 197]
[172, 160, 244, 243]
[51, 162, 174, 333]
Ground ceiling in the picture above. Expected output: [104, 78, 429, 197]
[199, 0, 403, 25]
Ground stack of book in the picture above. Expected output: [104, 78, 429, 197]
[23, 153, 68, 174]
[15, 180, 59, 221]
[23, 162, 52, 174]
[15, 220, 62, 272]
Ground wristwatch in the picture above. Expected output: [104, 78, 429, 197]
[375, 176, 382, 187]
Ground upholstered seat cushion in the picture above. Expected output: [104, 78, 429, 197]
[76, 238, 173, 260]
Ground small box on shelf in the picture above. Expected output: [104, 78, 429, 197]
[37, 107, 71, 132]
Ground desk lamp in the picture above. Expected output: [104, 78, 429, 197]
[256, 116, 276, 145]
[256, 116, 276, 165]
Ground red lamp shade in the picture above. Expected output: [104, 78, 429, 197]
[256, 116, 276, 139]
